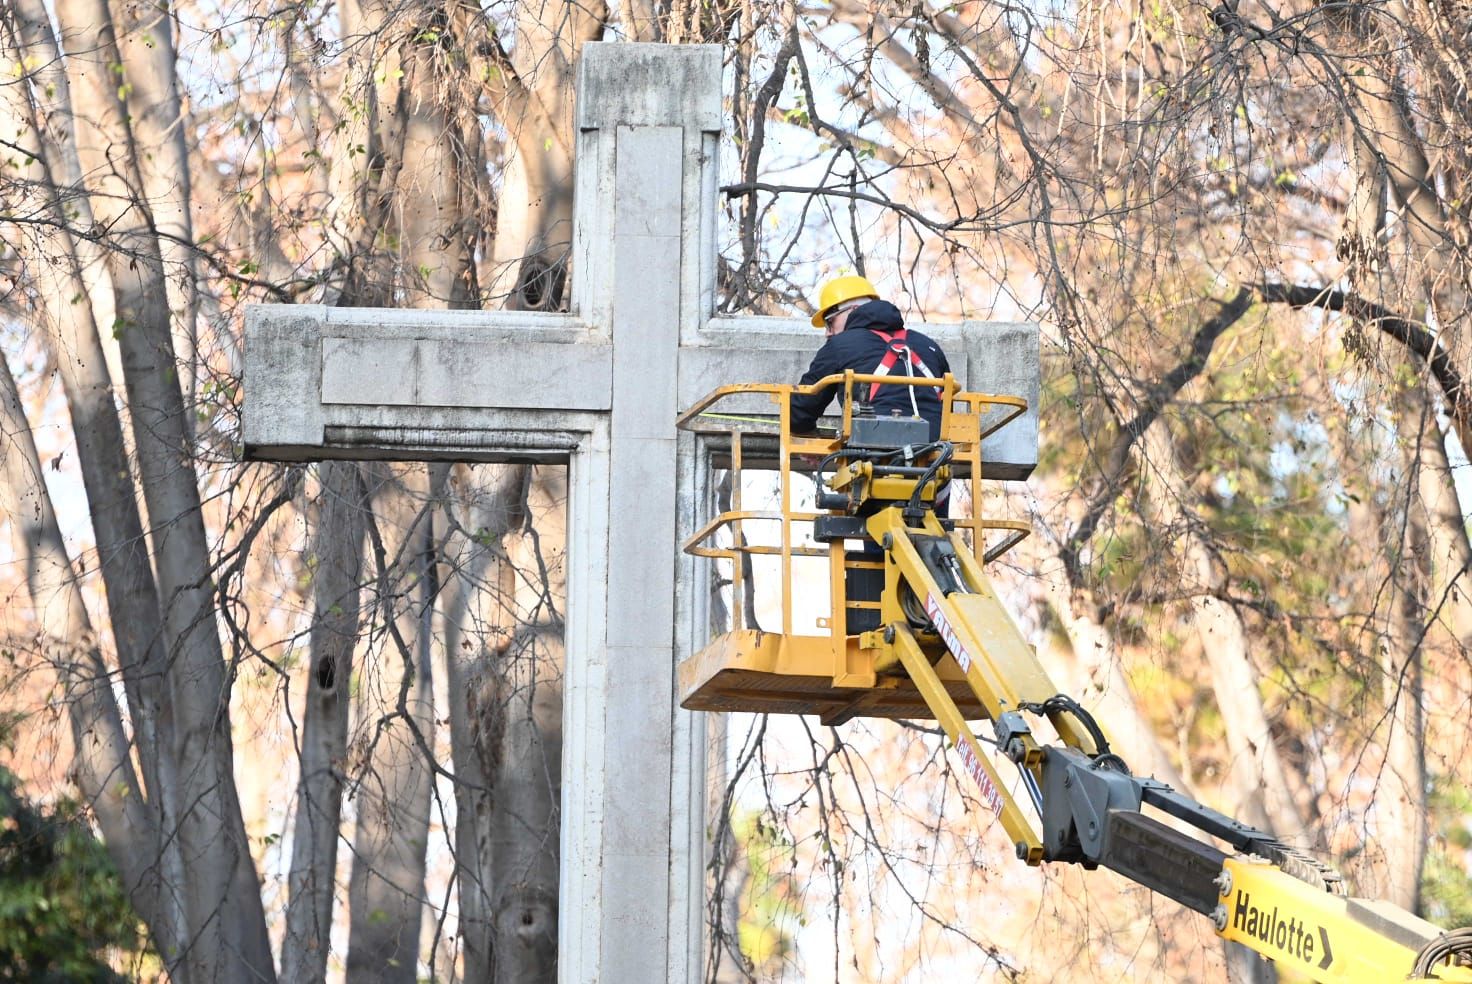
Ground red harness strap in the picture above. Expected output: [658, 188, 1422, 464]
[866, 328, 933, 401]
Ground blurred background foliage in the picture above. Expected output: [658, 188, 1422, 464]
[0, 762, 147, 980]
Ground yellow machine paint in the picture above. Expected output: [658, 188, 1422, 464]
[676, 373, 1472, 983]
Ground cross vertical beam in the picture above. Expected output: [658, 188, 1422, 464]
[579, 45, 722, 979]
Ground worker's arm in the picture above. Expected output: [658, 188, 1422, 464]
[912, 329, 951, 378]
[791, 337, 850, 432]
[934, 343, 952, 377]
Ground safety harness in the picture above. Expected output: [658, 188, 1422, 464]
[866, 328, 936, 415]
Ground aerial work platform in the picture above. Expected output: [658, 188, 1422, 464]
[677, 629, 986, 721]
[676, 371, 1472, 982]
[676, 374, 1030, 724]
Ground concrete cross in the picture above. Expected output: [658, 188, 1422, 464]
[243, 41, 1039, 982]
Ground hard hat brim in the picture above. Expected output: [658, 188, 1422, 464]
[810, 295, 878, 329]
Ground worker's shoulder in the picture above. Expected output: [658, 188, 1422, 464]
[903, 325, 944, 346]
[902, 327, 948, 360]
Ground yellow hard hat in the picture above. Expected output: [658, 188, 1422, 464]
[811, 275, 879, 327]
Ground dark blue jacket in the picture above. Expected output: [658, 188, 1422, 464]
[791, 300, 951, 439]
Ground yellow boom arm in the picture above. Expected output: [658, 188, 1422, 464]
[676, 377, 1472, 982]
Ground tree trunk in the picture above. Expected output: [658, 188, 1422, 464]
[489, 140, 576, 310]
[1141, 428, 1306, 841]
[50, 0, 273, 975]
[7, 0, 122, 380]
[342, 35, 480, 973]
[1402, 388, 1472, 649]
[480, 467, 564, 984]
[1153, 431, 1298, 984]
[283, 462, 370, 983]
[281, 7, 405, 966]
[1026, 509, 1189, 789]
[475, 0, 606, 310]
[438, 462, 529, 980]
[110, 0, 201, 410]
[420, 10, 597, 966]
[439, 544, 498, 982]
[346, 466, 437, 981]
[1380, 580, 1428, 912]
[0, 352, 161, 938]
[1367, 407, 1433, 910]
[0, 19, 190, 970]
[486, 624, 563, 982]
[1339, 483, 1430, 909]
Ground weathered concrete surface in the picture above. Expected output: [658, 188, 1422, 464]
[242, 308, 603, 461]
[242, 312, 1039, 477]
[239, 40, 1044, 984]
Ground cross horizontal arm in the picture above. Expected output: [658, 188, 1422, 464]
[243, 309, 1040, 478]
[243, 305, 605, 462]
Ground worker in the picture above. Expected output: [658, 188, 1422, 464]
[791, 275, 952, 441]
[795, 276, 954, 620]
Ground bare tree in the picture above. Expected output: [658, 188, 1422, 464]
[4, 0, 1472, 978]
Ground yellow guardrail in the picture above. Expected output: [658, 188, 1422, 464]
[677, 374, 1030, 645]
